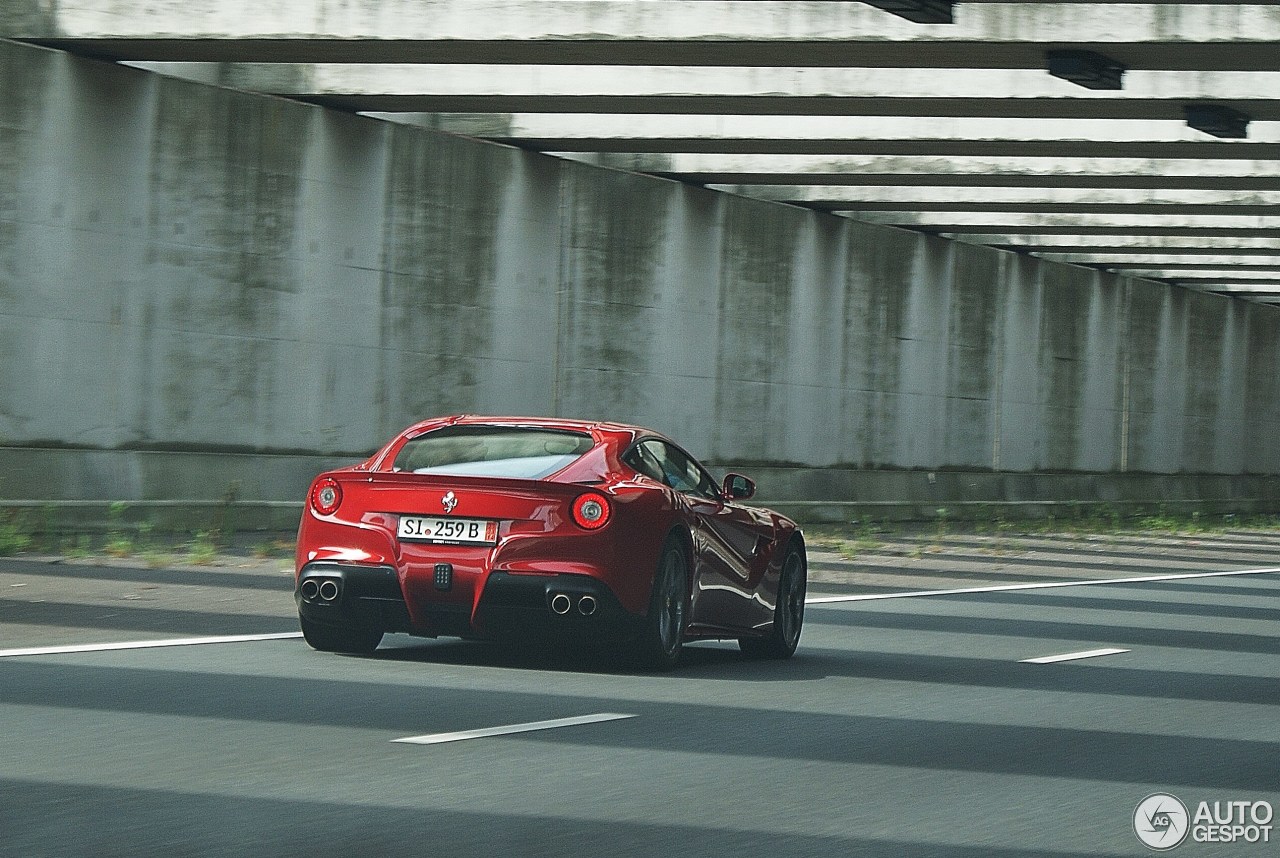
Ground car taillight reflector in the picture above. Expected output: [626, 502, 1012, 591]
[311, 478, 342, 515]
[572, 492, 611, 530]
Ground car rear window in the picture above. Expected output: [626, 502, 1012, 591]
[392, 426, 595, 480]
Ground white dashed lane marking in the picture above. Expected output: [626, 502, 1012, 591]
[393, 713, 636, 745]
[0, 632, 303, 659]
[1020, 647, 1131, 664]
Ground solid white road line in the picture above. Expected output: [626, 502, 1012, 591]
[805, 565, 1280, 605]
[0, 632, 303, 659]
[1020, 647, 1131, 665]
[393, 712, 636, 745]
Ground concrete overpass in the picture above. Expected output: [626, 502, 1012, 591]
[2, 1, 1280, 522]
[6, 0, 1277, 302]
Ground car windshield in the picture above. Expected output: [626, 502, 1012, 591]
[391, 426, 595, 480]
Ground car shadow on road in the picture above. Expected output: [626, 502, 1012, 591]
[355, 635, 803, 676]
[361, 634, 825, 680]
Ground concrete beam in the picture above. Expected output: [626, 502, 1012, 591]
[1198, 290, 1280, 303]
[844, 212, 1280, 237]
[699, 187, 1280, 216]
[1133, 268, 1280, 281]
[681, 156, 1280, 190]
[14, 3, 1280, 67]
[1191, 283, 1280, 294]
[135, 64, 1280, 121]
[958, 0, 1280, 3]
[1034, 254, 1280, 268]
[1097, 268, 1280, 284]
[373, 112, 1280, 158]
[1105, 262, 1280, 272]
[945, 235, 1280, 254]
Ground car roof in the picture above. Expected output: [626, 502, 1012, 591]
[397, 414, 658, 449]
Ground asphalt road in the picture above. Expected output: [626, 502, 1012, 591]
[1, 532, 1278, 857]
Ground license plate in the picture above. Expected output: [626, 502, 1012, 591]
[398, 516, 498, 545]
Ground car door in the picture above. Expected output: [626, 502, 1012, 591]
[630, 439, 768, 632]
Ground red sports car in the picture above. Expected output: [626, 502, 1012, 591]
[295, 415, 806, 668]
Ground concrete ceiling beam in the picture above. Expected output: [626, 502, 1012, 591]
[944, 235, 1280, 253]
[843, 212, 1280, 237]
[1033, 254, 1280, 267]
[1130, 268, 1280, 280]
[955, 0, 1280, 4]
[701, 187, 1280, 215]
[791, 189, 1280, 203]
[673, 155, 1280, 189]
[1188, 283, 1280, 294]
[16, 3, 1280, 67]
[372, 112, 1280, 158]
[127, 64, 1280, 120]
[764, 188, 1280, 204]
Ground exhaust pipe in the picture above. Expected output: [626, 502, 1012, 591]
[550, 593, 572, 615]
[318, 580, 340, 602]
[578, 595, 598, 616]
[300, 579, 320, 600]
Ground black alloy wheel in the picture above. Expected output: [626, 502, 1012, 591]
[739, 542, 806, 659]
[637, 536, 688, 670]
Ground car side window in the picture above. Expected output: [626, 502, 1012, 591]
[623, 442, 666, 484]
[639, 440, 720, 502]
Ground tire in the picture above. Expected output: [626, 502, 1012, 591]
[740, 542, 806, 659]
[299, 615, 384, 654]
[634, 536, 688, 671]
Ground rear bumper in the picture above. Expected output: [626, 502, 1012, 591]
[296, 563, 642, 640]
[475, 571, 641, 640]
[296, 563, 414, 632]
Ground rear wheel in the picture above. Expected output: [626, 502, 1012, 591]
[740, 542, 806, 659]
[634, 536, 688, 671]
[299, 615, 383, 654]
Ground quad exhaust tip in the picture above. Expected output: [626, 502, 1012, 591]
[550, 592, 598, 616]
[301, 578, 340, 603]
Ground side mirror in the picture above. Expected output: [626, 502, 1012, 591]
[722, 473, 756, 501]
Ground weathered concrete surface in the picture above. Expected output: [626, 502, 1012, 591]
[2, 40, 1279, 512]
[851, 212, 1280, 236]
[6, 3, 1277, 307]
[961, 235, 1280, 253]
[1040, 253, 1280, 266]
[656, 187, 1280, 217]
[377, 114, 1280, 157]
[659, 155, 1280, 189]
[133, 64, 1280, 121]
[7, 2, 1280, 69]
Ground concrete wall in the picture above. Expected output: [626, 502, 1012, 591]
[2, 39, 1279, 514]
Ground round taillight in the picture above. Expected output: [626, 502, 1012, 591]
[311, 478, 342, 516]
[572, 492, 611, 530]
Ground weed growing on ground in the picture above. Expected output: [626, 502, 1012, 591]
[806, 519, 886, 560]
[931, 507, 949, 550]
[104, 502, 135, 557]
[1136, 505, 1181, 533]
[805, 508, 1280, 565]
[186, 531, 219, 565]
[63, 534, 93, 558]
[0, 510, 33, 556]
[252, 538, 295, 559]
